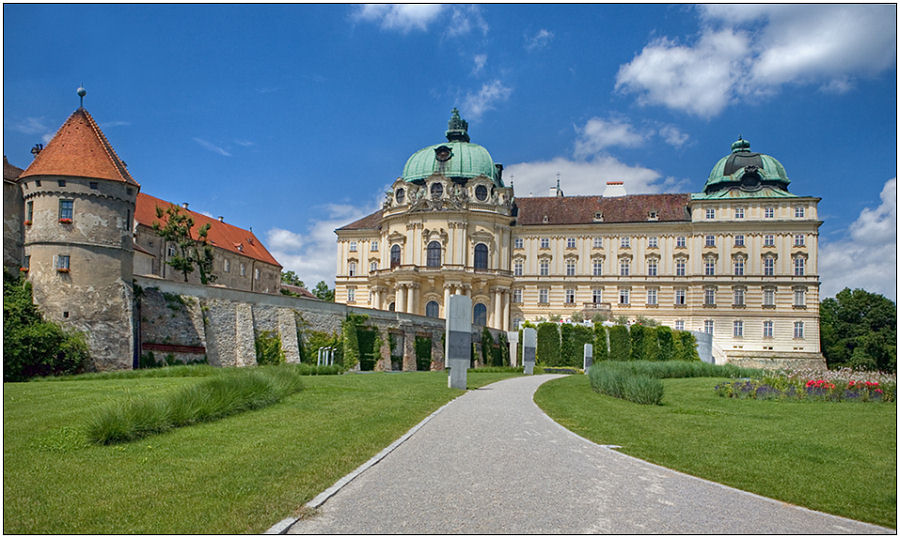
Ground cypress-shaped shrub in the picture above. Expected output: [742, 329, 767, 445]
[536, 322, 561, 365]
[643, 326, 660, 361]
[559, 323, 577, 366]
[481, 327, 494, 366]
[593, 324, 608, 361]
[341, 319, 360, 369]
[498, 332, 510, 366]
[630, 324, 646, 361]
[608, 325, 631, 361]
[656, 326, 675, 361]
[675, 331, 700, 361]
[571, 325, 594, 367]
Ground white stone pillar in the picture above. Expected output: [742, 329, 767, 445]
[443, 285, 452, 317]
[397, 284, 407, 314]
[493, 290, 502, 330]
[502, 290, 510, 331]
[372, 288, 381, 309]
[408, 284, 418, 314]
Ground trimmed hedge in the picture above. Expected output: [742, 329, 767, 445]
[607, 325, 631, 362]
[536, 322, 561, 365]
[593, 324, 608, 361]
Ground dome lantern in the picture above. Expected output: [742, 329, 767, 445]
[445, 107, 470, 143]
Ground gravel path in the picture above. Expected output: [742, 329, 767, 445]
[284, 374, 890, 534]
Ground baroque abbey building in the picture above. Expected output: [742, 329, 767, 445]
[335, 110, 824, 366]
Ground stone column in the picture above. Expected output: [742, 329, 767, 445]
[463, 285, 471, 298]
[372, 288, 381, 310]
[396, 284, 407, 314]
[443, 285, 452, 317]
[408, 283, 418, 315]
[402, 327, 417, 371]
[493, 289, 502, 330]
[507, 330, 519, 368]
[502, 290, 510, 331]
[431, 328, 445, 370]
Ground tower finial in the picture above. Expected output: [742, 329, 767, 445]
[76, 85, 86, 108]
[445, 107, 470, 142]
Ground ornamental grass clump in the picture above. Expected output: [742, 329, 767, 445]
[589, 363, 663, 405]
[87, 366, 303, 444]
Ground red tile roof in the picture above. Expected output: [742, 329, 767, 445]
[4, 156, 23, 182]
[336, 209, 383, 231]
[135, 192, 281, 268]
[281, 283, 318, 299]
[19, 108, 139, 186]
[514, 194, 691, 225]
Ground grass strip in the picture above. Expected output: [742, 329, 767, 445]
[596, 360, 764, 379]
[32, 363, 344, 382]
[86, 366, 303, 444]
[535, 375, 896, 529]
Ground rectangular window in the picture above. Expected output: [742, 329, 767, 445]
[539, 260, 549, 276]
[706, 208, 715, 220]
[705, 235, 715, 247]
[347, 288, 355, 302]
[676, 236, 686, 248]
[734, 257, 744, 276]
[733, 320, 744, 337]
[592, 260, 602, 276]
[704, 257, 715, 276]
[593, 237, 603, 249]
[224, 259, 230, 272]
[763, 321, 774, 338]
[647, 288, 658, 305]
[55, 254, 70, 271]
[648, 236, 658, 248]
[348, 262, 357, 276]
[539, 288, 549, 304]
[540, 238, 550, 249]
[240, 263, 246, 277]
[794, 321, 805, 339]
[734, 288, 745, 306]
[763, 289, 775, 306]
[167, 244, 176, 257]
[349, 241, 357, 252]
[764, 256, 775, 276]
[89, 181, 98, 190]
[704, 288, 715, 306]
[675, 320, 685, 331]
[370, 261, 378, 273]
[619, 288, 629, 305]
[370, 241, 379, 251]
[566, 261, 576, 276]
[514, 237, 524, 249]
[734, 234, 744, 247]
[592, 289, 602, 304]
[794, 234, 805, 247]
[254, 268, 260, 280]
[26, 201, 33, 222]
[514, 261, 523, 276]
[764, 234, 775, 247]
[23, 255, 30, 270]
[620, 236, 630, 248]
[795, 206, 805, 218]
[619, 259, 630, 276]
[675, 259, 686, 277]
[675, 289, 686, 305]
[794, 257, 805, 276]
[567, 237, 576, 249]
[735, 207, 744, 219]
[57, 179, 66, 187]
[647, 259, 657, 276]
[704, 320, 714, 334]
[648, 211, 658, 220]
[765, 207, 775, 218]
[565, 289, 575, 304]
[59, 199, 73, 221]
[513, 288, 523, 303]
[794, 289, 806, 306]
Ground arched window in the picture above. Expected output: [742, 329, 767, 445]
[391, 245, 401, 268]
[426, 241, 441, 267]
[473, 303, 487, 326]
[474, 243, 488, 270]
[388, 302, 395, 312]
[426, 301, 440, 318]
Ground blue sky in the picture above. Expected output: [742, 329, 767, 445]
[4, 4, 896, 299]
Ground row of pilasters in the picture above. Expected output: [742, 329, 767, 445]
[371, 279, 511, 331]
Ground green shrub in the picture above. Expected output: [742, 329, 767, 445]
[602, 360, 764, 379]
[607, 325, 631, 362]
[642, 326, 660, 361]
[357, 327, 379, 371]
[589, 363, 663, 405]
[139, 351, 208, 369]
[593, 324, 608, 361]
[656, 326, 675, 362]
[341, 319, 360, 369]
[294, 363, 344, 376]
[536, 323, 561, 365]
[86, 366, 304, 444]
[415, 336, 432, 371]
[569, 325, 594, 367]
[254, 330, 285, 365]
[630, 324, 646, 361]
[3, 274, 89, 381]
[498, 332, 510, 366]
[674, 331, 700, 361]
[301, 330, 341, 364]
[560, 323, 576, 365]
[481, 327, 494, 366]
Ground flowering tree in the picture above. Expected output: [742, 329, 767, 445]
[153, 205, 217, 285]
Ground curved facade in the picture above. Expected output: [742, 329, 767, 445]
[336, 114, 824, 367]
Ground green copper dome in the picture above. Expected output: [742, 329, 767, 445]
[695, 137, 794, 199]
[401, 108, 503, 186]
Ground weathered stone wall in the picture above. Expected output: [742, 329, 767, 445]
[4, 178, 24, 272]
[724, 350, 826, 370]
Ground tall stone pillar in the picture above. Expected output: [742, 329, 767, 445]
[493, 289, 502, 330]
[443, 285, 452, 317]
[372, 288, 381, 310]
[408, 283, 418, 314]
[502, 290, 510, 331]
[402, 327, 417, 371]
[396, 284, 407, 314]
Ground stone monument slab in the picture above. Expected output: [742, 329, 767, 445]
[522, 327, 536, 375]
[583, 343, 593, 374]
[445, 295, 472, 389]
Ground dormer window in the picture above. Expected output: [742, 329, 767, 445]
[648, 211, 658, 220]
[542, 215, 549, 223]
[475, 184, 488, 201]
[395, 188, 405, 204]
[431, 182, 443, 199]
[594, 212, 603, 222]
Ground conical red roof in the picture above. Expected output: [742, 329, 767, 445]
[20, 108, 139, 186]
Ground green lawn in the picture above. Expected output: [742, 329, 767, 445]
[535, 374, 897, 529]
[4, 370, 517, 534]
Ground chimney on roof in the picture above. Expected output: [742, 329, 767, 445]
[603, 181, 626, 198]
[218, 216, 224, 222]
[182, 202, 189, 210]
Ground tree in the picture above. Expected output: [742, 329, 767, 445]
[152, 204, 217, 284]
[820, 288, 896, 372]
[281, 270, 305, 288]
[312, 281, 335, 302]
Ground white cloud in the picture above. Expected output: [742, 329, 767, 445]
[101, 120, 131, 128]
[462, 80, 512, 121]
[657, 124, 690, 148]
[354, 4, 444, 33]
[504, 156, 666, 198]
[819, 178, 897, 300]
[617, 4, 896, 117]
[265, 197, 381, 287]
[472, 54, 487, 75]
[447, 5, 488, 37]
[234, 139, 255, 147]
[192, 137, 231, 157]
[526, 28, 554, 51]
[9, 116, 50, 135]
[574, 117, 648, 157]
